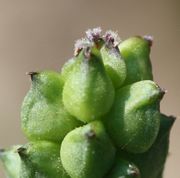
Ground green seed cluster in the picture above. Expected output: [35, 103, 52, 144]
[0, 28, 175, 178]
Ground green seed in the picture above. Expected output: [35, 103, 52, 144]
[21, 71, 81, 143]
[119, 36, 153, 85]
[104, 80, 164, 153]
[106, 157, 140, 178]
[0, 145, 21, 178]
[101, 31, 126, 88]
[60, 121, 116, 178]
[118, 114, 175, 178]
[18, 141, 70, 178]
[63, 46, 115, 123]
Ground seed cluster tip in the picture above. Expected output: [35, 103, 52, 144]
[74, 27, 121, 56]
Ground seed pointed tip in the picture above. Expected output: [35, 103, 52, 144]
[158, 88, 166, 100]
[161, 88, 167, 95]
[17, 147, 27, 156]
[143, 35, 153, 47]
[169, 116, 176, 129]
[169, 115, 177, 123]
[26, 71, 39, 81]
[85, 129, 96, 139]
[128, 165, 140, 177]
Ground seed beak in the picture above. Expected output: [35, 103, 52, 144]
[26, 72, 39, 81]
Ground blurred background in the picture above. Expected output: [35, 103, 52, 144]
[0, 0, 179, 177]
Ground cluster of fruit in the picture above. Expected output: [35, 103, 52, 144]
[0, 28, 175, 178]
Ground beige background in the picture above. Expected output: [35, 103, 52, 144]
[0, 0, 179, 177]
